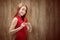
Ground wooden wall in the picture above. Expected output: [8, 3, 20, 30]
[0, 0, 60, 40]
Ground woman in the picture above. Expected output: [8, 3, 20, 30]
[9, 3, 32, 40]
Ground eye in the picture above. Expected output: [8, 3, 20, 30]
[22, 8, 24, 10]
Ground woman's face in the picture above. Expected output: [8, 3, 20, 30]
[19, 6, 26, 16]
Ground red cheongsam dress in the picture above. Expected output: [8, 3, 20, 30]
[14, 15, 28, 40]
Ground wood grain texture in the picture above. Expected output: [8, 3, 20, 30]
[0, 0, 60, 40]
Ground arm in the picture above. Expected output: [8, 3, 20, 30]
[24, 17, 32, 32]
[9, 17, 25, 35]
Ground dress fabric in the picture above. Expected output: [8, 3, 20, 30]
[15, 16, 27, 40]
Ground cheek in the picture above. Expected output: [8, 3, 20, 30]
[20, 10, 26, 15]
[19, 9, 21, 13]
[23, 11, 26, 14]
[18, 10, 22, 16]
[18, 10, 25, 16]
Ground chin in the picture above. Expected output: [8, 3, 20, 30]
[20, 13, 25, 16]
[21, 15, 24, 16]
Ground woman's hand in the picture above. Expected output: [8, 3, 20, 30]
[21, 22, 26, 27]
[25, 22, 32, 32]
[21, 22, 32, 32]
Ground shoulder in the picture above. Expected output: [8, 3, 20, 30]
[12, 17, 18, 22]
[13, 16, 19, 20]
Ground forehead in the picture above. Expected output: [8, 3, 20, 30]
[21, 6, 26, 9]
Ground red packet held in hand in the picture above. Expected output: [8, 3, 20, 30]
[24, 17, 28, 30]
[24, 17, 28, 22]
